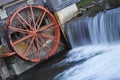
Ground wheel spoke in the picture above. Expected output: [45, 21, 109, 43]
[17, 12, 34, 30]
[48, 24, 60, 30]
[36, 37, 43, 47]
[37, 37, 49, 59]
[21, 38, 31, 55]
[39, 23, 55, 31]
[40, 33, 58, 44]
[24, 36, 35, 55]
[16, 16, 29, 30]
[39, 23, 60, 33]
[44, 25, 60, 34]
[37, 36, 49, 52]
[13, 34, 33, 45]
[32, 42, 37, 59]
[27, 9, 31, 25]
[40, 33, 64, 46]
[9, 26, 30, 34]
[35, 37, 40, 59]
[35, 12, 42, 27]
[30, 5, 36, 29]
[37, 10, 46, 30]
[41, 33, 56, 39]
[38, 36, 51, 51]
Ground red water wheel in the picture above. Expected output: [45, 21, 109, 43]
[8, 5, 60, 62]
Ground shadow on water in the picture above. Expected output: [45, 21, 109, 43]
[9, 50, 72, 80]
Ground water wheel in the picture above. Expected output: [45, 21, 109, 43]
[7, 5, 60, 62]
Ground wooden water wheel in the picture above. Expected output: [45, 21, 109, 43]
[7, 5, 60, 62]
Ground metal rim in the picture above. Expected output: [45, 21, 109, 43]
[8, 5, 60, 62]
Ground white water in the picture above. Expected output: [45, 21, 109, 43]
[54, 7, 120, 80]
[55, 45, 120, 80]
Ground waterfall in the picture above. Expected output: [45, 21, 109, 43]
[54, 7, 120, 80]
[66, 7, 120, 48]
[66, 17, 91, 48]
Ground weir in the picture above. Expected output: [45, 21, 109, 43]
[66, 7, 120, 48]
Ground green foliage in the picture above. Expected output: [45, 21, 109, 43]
[76, 0, 93, 8]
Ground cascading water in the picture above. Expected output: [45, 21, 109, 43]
[54, 7, 120, 80]
[66, 7, 120, 48]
